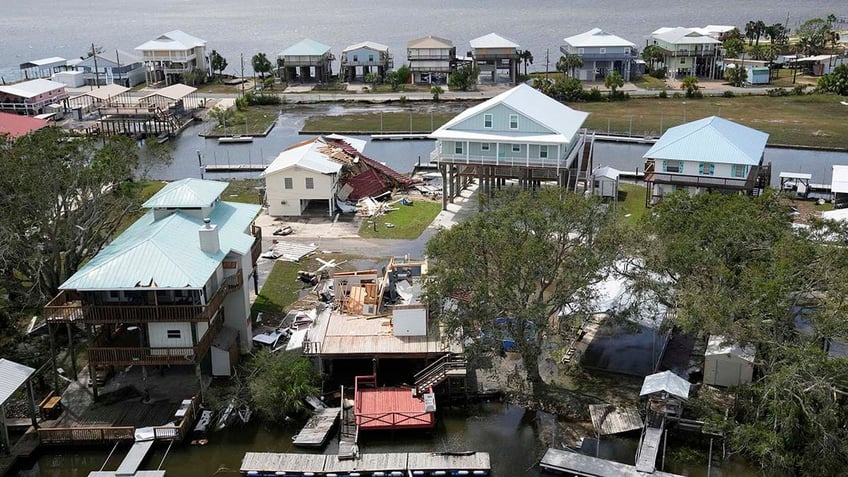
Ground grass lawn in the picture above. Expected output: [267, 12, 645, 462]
[251, 253, 364, 319]
[632, 76, 667, 90]
[358, 199, 442, 239]
[303, 111, 455, 133]
[205, 105, 280, 136]
[221, 179, 264, 204]
[569, 94, 848, 149]
[616, 183, 650, 225]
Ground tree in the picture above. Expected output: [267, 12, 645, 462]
[394, 64, 411, 84]
[425, 189, 619, 388]
[251, 52, 272, 79]
[797, 17, 833, 55]
[430, 85, 444, 101]
[680, 75, 700, 97]
[519, 50, 534, 76]
[640, 45, 664, 71]
[0, 128, 170, 312]
[208, 105, 236, 127]
[816, 64, 848, 96]
[385, 70, 401, 91]
[604, 71, 624, 96]
[210, 50, 228, 79]
[556, 55, 583, 78]
[745, 20, 766, 46]
[765, 23, 790, 48]
[448, 63, 478, 91]
[722, 38, 746, 58]
[719, 27, 745, 42]
[364, 72, 381, 89]
[246, 348, 320, 423]
[724, 64, 748, 87]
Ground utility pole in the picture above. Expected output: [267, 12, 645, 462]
[545, 48, 550, 80]
[241, 53, 245, 97]
[92, 43, 100, 90]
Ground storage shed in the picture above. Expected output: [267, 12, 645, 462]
[211, 326, 240, 377]
[704, 335, 754, 387]
[592, 166, 621, 199]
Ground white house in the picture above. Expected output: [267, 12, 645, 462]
[429, 83, 589, 209]
[44, 179, 262, 388]
[649, 27, 722, 78]
[341, 41, 392, 81]
[470, 33, 520, 84]
[136, 30, 208, 86]
[407, 35, 456, 84]
[561, 28, 637, 81]
[704, 335, 755, 387]
[643, 116, 769, 205]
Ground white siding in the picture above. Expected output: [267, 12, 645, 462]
[148, 322, 194, 348]
[264, 166, 336, 216]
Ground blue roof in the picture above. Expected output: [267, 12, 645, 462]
[143, 178, 228, 209]
[643, 116, 768, 166]
[279, 39, 331, 57]
[60, 201, 260, 290]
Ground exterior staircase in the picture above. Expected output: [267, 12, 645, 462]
[413, 353, 466, 396]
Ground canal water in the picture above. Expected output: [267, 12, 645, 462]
[17, 401, 757, 476]
[157, 103, 848, 186]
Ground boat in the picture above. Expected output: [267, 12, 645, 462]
[218, 135, 254, 144]
[272, 225, 293, 236]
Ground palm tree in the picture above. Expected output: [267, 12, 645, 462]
[556, 55, 583, 79]
[604, 71, 624, 96]
[680, 76, 700, 98]
[519, 50, 534, 76]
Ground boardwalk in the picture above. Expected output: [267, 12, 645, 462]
[540, 448, 683, 477]
[292, 407, 340, 447]
[114, 440, 155, 476]
[241, 451, 491, 475]
[635, 427, 664, 473]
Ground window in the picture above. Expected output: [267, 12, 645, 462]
[109, 290, 121, 299]
[540, 145, 548, 159]
[369, 55, 374, 62]
[732, 164, 748, 178]
[577, 48, 584, 55]
[699, 162, 715, 176]
[663, 161, 683, 173]
[455, 142, 463, 154]
[284, 177, 293, 189]
[353, 54, 358, 62]
[624, 47, 631, 55]
[599, 48, 606, 54]
[483, 114, 493, 128]
[166, 329, 181, 339]
[512, 144, 520, 153]
[481, 143, 490, 152]
[509, 114, 519, 129]
[305, 177, 314, 189]
[680, 58, 686, 64]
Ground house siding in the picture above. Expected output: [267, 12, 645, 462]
[450, 104, 551, 134]
[343, 47, 385, 66]
[265, 166, 336, 217]
[148, 322, 194, 348]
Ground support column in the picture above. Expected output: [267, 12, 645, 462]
[87, 325, 98, 400]
[454, 166, 461, 198]
[47, 323, 59, 395]
[27, 380, 38, 429]
[1, 404, 9, 456]
[440, 164, 448, 210]
[67, 323, 77, 380]
[196, 363, 204, 404]
[478, 165, 484, 211]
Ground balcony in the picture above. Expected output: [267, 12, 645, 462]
[44, 270, 243, 324]
[87, 312, 223, 367]
[664, 48, 718, 57]
[644, 161, 757, 190]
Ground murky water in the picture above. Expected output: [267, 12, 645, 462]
[17, 402, 759, 476]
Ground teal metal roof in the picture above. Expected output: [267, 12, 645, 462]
[60, 201, 260, 290]
[643, 116, 768, 166]
[279, 39, 331, 57]
[142, 178, 228, 209]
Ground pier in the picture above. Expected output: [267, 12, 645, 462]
[241, 451, 491, 476]
[203, 164, 268, 172]
[540, 448, 683, 477]
[88, 439, 161, 477]
[371, 133, 432, 141]
[292, 407, 340, 447]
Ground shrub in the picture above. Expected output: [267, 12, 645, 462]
[793, 84, 808, 96]
[723, 90, 735, 97]
[658, 88, 668, 98]
[672, 92, 683, 98]
[585, 87, 604, 102]
[649, 68, 667, 79]
[767, 87, 789, 97]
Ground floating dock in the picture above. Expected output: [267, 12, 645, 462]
[87, 439, 158, 477]
[241, 451, 490, 476]
[292, 407, 340, 447]
[370, 133, 432, 141]
[203, 164, 268, 172]
[539, 448, 683, 477]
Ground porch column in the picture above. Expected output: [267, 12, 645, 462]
[1, 404, 9, 455]
[67, 323, 77, 380]
[47, 323, 59, 395]
[27, 380, 38, 429]
[440, 164, 448, 210]
[87, 325, 98, 400]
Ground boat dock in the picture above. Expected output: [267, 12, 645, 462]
[292, 407, 340, 447]
[241, 451, 490, 476]
[635, 427, 664, 472]
[88, 439, 159, 477]
[539, 448, 683, 477]
[370, 133, 432, 141]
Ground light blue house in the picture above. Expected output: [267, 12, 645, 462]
[643, 116, 770, 205]
[77, 49, 146, 87]
[278, 39, 333, 83]
[341, 41, 392, 82]
[429, 83, 590, 209]
[561, 28, 637, 81]
[44, 179, 263, 390]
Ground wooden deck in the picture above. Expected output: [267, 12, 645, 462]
[355, 376, 434, 431]
[588, 404, 643, 436]
[635, 427, 664, 473]
[241, 451, 491, 475]
[540, 448, 683, 477]
[292, 407, 340, 447]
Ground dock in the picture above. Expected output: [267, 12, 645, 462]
[292, 407, 340, 447]
[218, 136, 254, 144]
[203, 164, 268, 172]
[87, 439, 158, 477]
[539, 448, 683, 477]
[241, 451, 490, 476]
[635, 427, 664, 473]
[370, 133, 432, 141]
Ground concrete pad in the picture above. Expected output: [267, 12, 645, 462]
[284, 85, 316, 93]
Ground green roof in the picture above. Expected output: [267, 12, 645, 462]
[279, 38, 331, 57]
[60, 201, 260, 290]
[142, 178, 228, 209]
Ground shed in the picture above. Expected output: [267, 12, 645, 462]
[51, 70, 85, 87]
[0, 359, 38, 455]
[703, 335, 755, 387]
[211, 326, 240, 377]
[139, 83, 198, 111]
[592, 166, 621, 199]
[748, 66, 770, 85]
[831, 165, 848, 209]
[640, 371, 690, 401]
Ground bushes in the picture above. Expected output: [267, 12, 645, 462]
[649, 68, 667, 79]
[244, 92, 282, 106]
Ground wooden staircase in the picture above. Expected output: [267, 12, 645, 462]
[413, 353, 466, 396]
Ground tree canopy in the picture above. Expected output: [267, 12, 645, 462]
[448, 64, 479, 91]
[210, 50, 228, 77]
[251, 52, 272, 78]
[816, 64, 848, 96]
[425, 189, 619, 388]
[604, 71, 624, 96]
[556, 55, 583, 78]
[246, 348, 320, 423]
[724, 64, 748, 87]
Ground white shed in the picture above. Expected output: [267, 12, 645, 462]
[592, 166, 621, 199]
[703, 335, 755, 387]
[211, 326, 240, 377]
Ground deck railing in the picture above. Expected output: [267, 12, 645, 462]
[44, 270, 243, 324]
[153, 394, 200, 442]
[38, 426, 134, 444]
